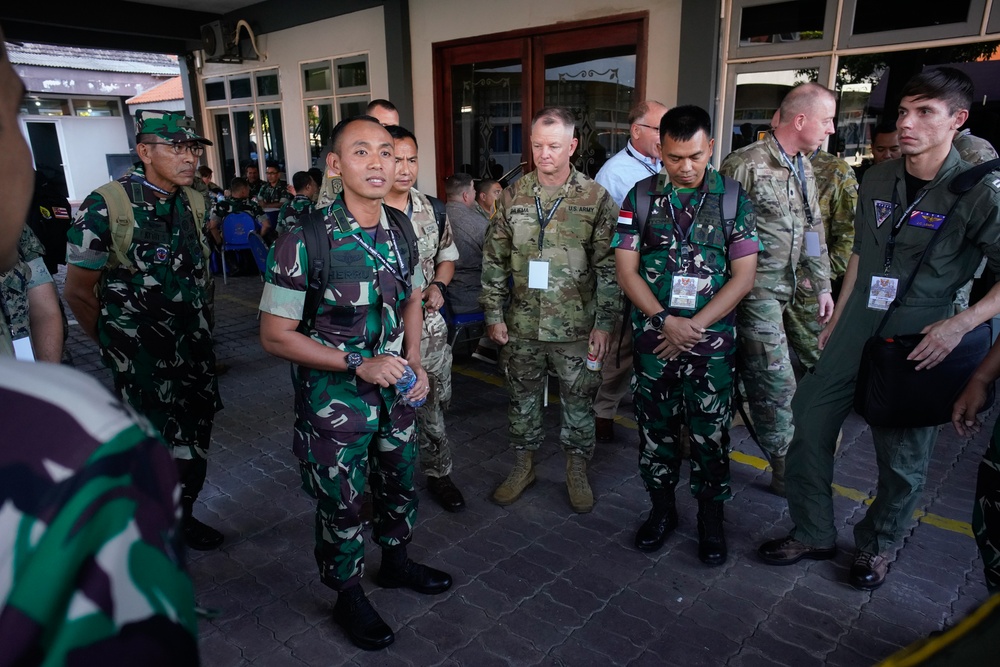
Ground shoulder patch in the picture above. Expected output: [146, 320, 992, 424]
[988, 177, 1000, 193]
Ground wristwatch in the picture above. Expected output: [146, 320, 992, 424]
[345, 352, 364, 377]
[649, 310, 669, 330]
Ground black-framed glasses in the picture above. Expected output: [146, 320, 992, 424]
[635, 123, 659, 132]
[142, 141, 205, 156]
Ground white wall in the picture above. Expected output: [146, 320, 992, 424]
[198, 7, 389, 178]
[29, 116, 133, 203]
[408, 0, 683, 194]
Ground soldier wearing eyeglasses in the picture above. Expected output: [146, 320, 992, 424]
[65, 109, 225, 552]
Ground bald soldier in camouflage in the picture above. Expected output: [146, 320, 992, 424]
[383, 124, 466, 512]
[482, 106, 621, 514]
[615, 105, 759, 566]
[720, 83, 835, 495]
[259, 116, 451, 652]
[783, 149, 858, 370]
[64, 109, 224, 552]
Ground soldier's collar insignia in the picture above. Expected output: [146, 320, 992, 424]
[873, 199, 895, 227]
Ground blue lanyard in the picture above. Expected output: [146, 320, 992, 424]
[666, 189, 707, 270]
[534, 196, 563, 253]
[884, 187, 928, 274]
[354, 224, 406, 285]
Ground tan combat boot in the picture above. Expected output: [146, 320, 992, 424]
[566, 454, 594, 513]
[769, 455, 786, 497]
[492, 450, 535, 506]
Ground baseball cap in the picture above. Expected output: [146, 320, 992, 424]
[135, 109, 213, 145]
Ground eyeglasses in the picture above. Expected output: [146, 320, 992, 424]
[143, 141, 205, 157]
[635, 123, 659, 132]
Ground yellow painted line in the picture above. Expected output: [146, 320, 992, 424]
[453, 363, 974, 538]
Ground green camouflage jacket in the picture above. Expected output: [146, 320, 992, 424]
[480, 166, 621, 341]
[276, 195, 316, 236]
[809, 150, 858, 279]
[1, 226, 52, 355]
[720, 132, 832, 301]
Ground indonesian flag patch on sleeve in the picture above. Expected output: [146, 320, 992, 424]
[617, 210, 634, 227]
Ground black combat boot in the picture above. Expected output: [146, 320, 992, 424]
[634, 487, 678, 552]
[332, 584, 394, 650]
[377, 545, 452, 595]
[697, 499, 727, 566]
[181, 498, 224, 551]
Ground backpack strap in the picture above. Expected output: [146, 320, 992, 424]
[631, 174, 658, 246]
[428, 195, 447, 238]
[298, 208, 331, 334]
[383, 204, 420, 299]
[95, 181, 137, 274]
[719, 174, 742, 241]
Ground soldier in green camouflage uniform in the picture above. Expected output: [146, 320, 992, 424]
[1, 358, 199, 665]
[782, 149, 858, 370]
[384, 125, 466, 512]
[719, 84, 835, 495]
[614, 105, 759, 565]
[275, 170, 319, 237]
[258, 116, 450, 651]
[209, 176, 271, 249]
[1, 225, 62, 362]
[481, 107, 621, 513]
[64, 109, 224, 551]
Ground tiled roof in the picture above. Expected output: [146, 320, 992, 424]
[127, 76, 184, 104]
[6, 42, 180, 75]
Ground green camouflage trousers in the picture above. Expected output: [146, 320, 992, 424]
[500, 337, 602, 458]
[736, 298, 795, 459]
[783, 281, 823, 370]
[417, 310, 453, 477]
[297, 397, 418, 591]
[975, 432, 1000, 593]
[634, 350, 734, 500]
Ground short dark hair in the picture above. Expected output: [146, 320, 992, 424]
[328, 115, 386, 154]
[900, 66, 973, 114]
[445, 173, 473, 199]
[367, 98, 397, 114]
[197, 165, 213, 178]
[244, 164, 258, 174]
[475, 178, 499, 197]
[385, 124, 418, 150]
[308, 167, 323, 187]
[872, 120, 898, 140]
[659, 105, 712, 142]
[292, 171, 313, 191]
[230, 176, 248, 192]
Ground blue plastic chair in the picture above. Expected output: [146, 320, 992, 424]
[247, 231, 269, 279]
[220, 212, 255, 284]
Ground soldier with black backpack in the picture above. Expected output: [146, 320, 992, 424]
[614, 105, 759, 566]
[258, 116, 451, 651]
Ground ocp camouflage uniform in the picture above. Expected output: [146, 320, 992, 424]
[720, 132, 832, 459]
[406, 189, 460, 478]
[258, 179, 290, 207]
[260, 196, 424, 591]
[0, 225, 52, 357]
[318, 173, 343, 209]
[613, 170, 759, 499]
[67, 164, 221, 511]
[952, 130, 998, 310]
[976, 423, 1000, 593]
[481, 166, 620, 457]
[783, 150, 858, 369]
[276, 194, 316, 236]
[0, 358, 199, 665]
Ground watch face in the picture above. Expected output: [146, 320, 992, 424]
[347, 352, 363, 369]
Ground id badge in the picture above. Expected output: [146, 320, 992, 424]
[13, 335, 35, 362]
[804, 231, 821, 257]
[528, 259, 550, 290]
[868, 275, 898, 311]
[669, 274, 698, 309]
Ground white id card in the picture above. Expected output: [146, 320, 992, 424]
[528, 259, 550, 290]
[804, 231, 821, 257]
[13, 336, 35, 362]
[669, 274, 698, 309]
[868, 275, 898, 311]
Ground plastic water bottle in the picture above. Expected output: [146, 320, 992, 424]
[395, 365, 426, 407]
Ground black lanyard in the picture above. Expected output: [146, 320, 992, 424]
[354, 224, 405, 285]
[883, 186, 929, 274]
[775, 139, 815, 228]
[534, 196, 563, 254]
[666, 189, 707, 270]
[626, 146, 658, 176]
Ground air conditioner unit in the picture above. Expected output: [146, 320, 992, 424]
[201, 21, 240, 63]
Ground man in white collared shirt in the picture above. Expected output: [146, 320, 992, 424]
[593, 100, 668, 442]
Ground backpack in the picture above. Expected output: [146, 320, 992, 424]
[298, 203, 420, 334]
[428, 194, 447, 237]
[95, 179, 209, 274]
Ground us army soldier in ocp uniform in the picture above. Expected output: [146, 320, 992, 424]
[481, 106, 621, 514]
[64, 109, 224, 551]
[720, 83, 836, 495]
